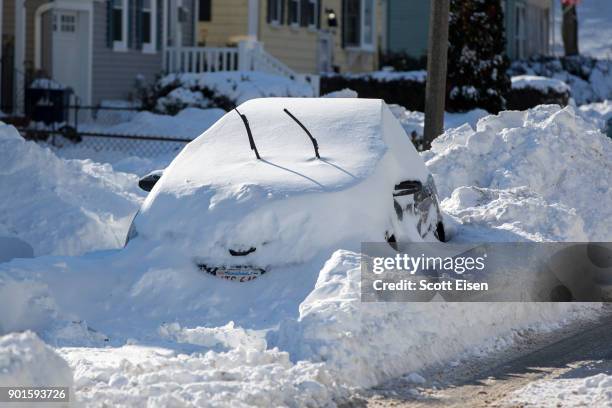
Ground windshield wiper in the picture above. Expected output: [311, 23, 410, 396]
[283, 108, 320, 159]
[235, 108, 261, 159]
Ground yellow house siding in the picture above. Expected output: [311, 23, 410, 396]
[197, 0, 385, 74]
[259, 26, 318, 73]
[2, 0, 15, 38]
[197, 0, 249, 46]
[258, 0, 318, 74]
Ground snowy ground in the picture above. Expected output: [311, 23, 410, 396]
[507, 374, 612, 407]
[155, 71, 315, 114]
[0, 123, 143, 256]
[0, 101, 610, 406]
[78, 107, 225, 139]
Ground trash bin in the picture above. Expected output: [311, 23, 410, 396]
[25, 87, 72, 125]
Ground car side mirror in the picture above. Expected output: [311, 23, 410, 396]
[138, 169, 164, 192]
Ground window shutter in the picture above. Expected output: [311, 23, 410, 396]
[317, 0, 321, 29]
[341, 0, 346, 48]
[127, 0, 135, 48]
[157, 0, 162, 50]
[280, 0, 286, 24]
[266, 0, 272, 23]
[135, 0, 143, 49]
[199, 0, 211, 21]
[106, 0, 114, 47]
[300, 0, 308, 27]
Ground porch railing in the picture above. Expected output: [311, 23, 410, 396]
[164, 41, 319, 95]
[164, 46, 239, 73]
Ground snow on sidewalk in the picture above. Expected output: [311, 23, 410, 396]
[505, 373, 612, 407]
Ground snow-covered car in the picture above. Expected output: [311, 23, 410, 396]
[127, 98, 445, 281]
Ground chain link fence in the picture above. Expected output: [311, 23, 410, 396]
[17, 104, 193, 157]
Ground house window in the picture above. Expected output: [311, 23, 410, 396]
[53, 12, 77, 33]
[199, 0, 211, 22]
[343, 0, 375, 49]
[60, 14, 76, 32]
[361, 0, 373, 46]
[288, 0, 300, 26]
[344, 0, 361, 47]
[112, 0, 128, 51]
[141, 0, 157, 53]
[268, 0, 283, 24]
[306, 0, 318, 28]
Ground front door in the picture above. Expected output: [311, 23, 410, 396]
[317, 32, 333, 73]
[52, 10, 88, 103]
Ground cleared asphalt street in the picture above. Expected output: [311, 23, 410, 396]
[360, 306, 612, 407]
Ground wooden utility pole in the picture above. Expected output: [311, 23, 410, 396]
[423, 0, 450, 150]
[562, 2, 579, 56]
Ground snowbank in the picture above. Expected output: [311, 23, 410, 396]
[509, 57, 612, 104]
[325, 70, 427, 83]
[0, 102, 608, 405]
[0, 272, 61, 334]
[388, 104, 489, 140]
[578, 100, 612, 133]
[272, 250, 596, 388]
[54, 147, 177, 177]
[424, 105, 612, 241]
[511, 75, 570, 94]
[156, 71, 315, 112]
[0, 331, 73, 387]
[79, 107, 225, 140]
[60, 344, 345, 407]
[0, 122, 142, 256]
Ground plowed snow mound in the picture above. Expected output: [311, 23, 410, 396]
[0, 123, 142, 256]
[424, 105, 612, 241]
[0, 331, 72, 387]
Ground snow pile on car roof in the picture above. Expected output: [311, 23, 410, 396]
[0, 123, 142, 256]
[424, 105, 612, 241]
[136, 98, 432, 266]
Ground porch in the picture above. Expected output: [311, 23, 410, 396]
[163, 41, 320, 96]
